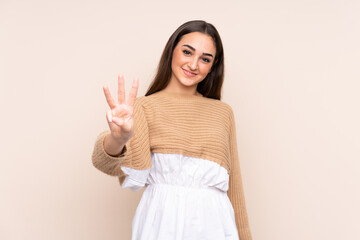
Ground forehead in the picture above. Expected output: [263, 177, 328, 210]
[177, 32, 216, 54]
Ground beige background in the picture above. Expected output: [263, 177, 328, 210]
[1, 0, 359, 239]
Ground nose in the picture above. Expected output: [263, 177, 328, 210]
[188, 56, 198, 71]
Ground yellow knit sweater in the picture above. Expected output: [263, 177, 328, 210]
[91, 90, 252, 239]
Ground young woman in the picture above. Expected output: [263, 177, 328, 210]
[92, 20, 252, 240]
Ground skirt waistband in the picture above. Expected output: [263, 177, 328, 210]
[146, 182, 226, 194]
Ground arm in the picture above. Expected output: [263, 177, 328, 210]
[104, 132, 126, 157]
[227, 108, 253, 240]
[91, 97, 152, 184]
[91, 130, 127, 176]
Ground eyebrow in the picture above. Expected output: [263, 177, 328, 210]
[182, 44, 214, 58]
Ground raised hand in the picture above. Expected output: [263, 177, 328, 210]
[102, 75, 139, 144]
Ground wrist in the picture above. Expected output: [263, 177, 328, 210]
[104, 133, 127, 156]
[108, 133, 128, 146]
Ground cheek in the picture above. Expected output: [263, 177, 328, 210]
[200, 64, 213, 74]
[172, 50, 182, 65]
[171, 54, 177, 71]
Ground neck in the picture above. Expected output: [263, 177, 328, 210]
[161, 87, 201, 97]
[156, 90, 204, 99]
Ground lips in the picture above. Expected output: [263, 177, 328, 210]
[182, 68, 197, 77]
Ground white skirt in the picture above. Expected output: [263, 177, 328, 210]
[121, 152, 239, 240]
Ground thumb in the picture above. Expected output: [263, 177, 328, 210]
[106, 109, 113, 123]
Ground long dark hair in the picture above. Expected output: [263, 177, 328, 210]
[145, 20, 224, 100]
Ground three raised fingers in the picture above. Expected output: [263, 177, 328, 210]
[103, 76, 139, 109]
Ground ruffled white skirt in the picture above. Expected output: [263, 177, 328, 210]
[121, 152, 239, 240]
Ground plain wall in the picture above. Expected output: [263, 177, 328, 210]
[1, 0, 359, 239]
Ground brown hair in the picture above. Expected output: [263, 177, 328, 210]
[145, 20, 225, 100]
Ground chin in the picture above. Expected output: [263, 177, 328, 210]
[179, 78, 200, 87]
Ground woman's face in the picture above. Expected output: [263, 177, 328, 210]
[169, 32, 216, 91]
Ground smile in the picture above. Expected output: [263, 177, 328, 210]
[182, 69, 197, 77]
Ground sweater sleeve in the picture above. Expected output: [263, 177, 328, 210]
[227, 107, 253, 240]
[91, 97, 152, 186]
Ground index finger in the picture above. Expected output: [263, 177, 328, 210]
[102, 85, 116, 109]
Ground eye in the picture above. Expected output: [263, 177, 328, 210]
[202, 57, 211, 63]
[183, 49, 191, 55]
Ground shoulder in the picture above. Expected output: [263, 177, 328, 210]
[216, 100, 234, 118]
[133, 94, 162, 112]
[219, 100, 233, 112]
[201, 98, 235, 128]
[133, 95, 147, 106]
[128, 96, 148, 115]
[217, 100, 237, 132]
